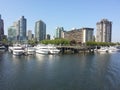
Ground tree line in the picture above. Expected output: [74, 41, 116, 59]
[1, 38, 120, 46]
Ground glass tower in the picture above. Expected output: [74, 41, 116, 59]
[0, 14, 4, 41]
[8, 26, 17, 41]
[35, 20, 46, 41]
[28, 30, 32, 40]
[19, 16, 27, 41]
[55, 27, 64, 38]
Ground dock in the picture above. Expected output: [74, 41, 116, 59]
[56, 46, 95, 54]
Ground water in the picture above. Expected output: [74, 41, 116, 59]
[0, 51, 120, 90]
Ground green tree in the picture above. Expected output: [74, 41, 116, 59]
[86, 41, 116, 46]
[28, 40, 36, 46]
[40, 38, 70, 45]
[2, 38, 8, 45]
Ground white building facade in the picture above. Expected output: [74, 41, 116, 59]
[96, 19, 112, 42]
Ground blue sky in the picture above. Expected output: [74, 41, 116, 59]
[0, 0, 120, 42]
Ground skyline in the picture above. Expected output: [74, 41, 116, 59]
[0, 0, 120, 42]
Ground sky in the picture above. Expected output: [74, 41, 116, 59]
[0, 0, 120, 42]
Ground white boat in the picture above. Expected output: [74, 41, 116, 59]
[97, 47, 108, 53]
[9, 44, 24, 55]
[34, 44, 60, 55]
[47, 45, 60, 54]
[0, 45, 6, 51]
[34, 44, 50, 54]
[12, 46, 24, 55]
[8, 46, 13, 52]
[108, 46, 120, 53]
[24, 47, 35, 55]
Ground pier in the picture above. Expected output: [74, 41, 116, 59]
[56, 46, 95, 54]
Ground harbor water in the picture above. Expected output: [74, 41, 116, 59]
[0, 51, 120, 90]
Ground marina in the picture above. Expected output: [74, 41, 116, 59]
[0, 50, 120, 90]
[6, 44, 120, 55]
[0, 0, 120, 89]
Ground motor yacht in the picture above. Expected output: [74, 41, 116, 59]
[97, 47, 108, 53]
[34, 44, 50, 54]
[47, 45, 60, 54]
[108, 46, 120, 53]
[9, 44, 24, 55]
[24, 46, 35, 55]
[0, 45, 6, 51]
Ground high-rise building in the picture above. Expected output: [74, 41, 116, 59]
[96, 19, 112, 42]
[64, 27, 94, 43]
[8, 16, 27, 42]
[28, 30, 32, 40]
[55, 27, 64, 38]
[8, 21, 20, 42]
[35, 20, 46, 41]
[82, 28, 94, 43]
[13, 21, 20, 40]
[0, 14, 4, 41]
[46, 34, 50, 40]
[19, 16, 27, 41]
[8, 26, 17, 41]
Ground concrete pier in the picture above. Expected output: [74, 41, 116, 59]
[56, 46, 95, 54]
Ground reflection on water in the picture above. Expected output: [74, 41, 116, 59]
[35, 53, 47, 61]
[0, 52, 120, 90]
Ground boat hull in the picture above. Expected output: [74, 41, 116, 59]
[13, 50, 24, 55]
[36, 49, 49, 54]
